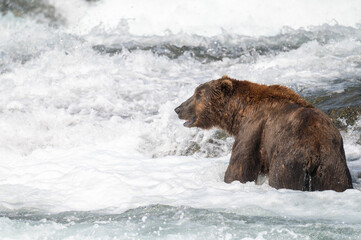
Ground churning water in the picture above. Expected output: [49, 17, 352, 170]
[0, 0, 361, 239]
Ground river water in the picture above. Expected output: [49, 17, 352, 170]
[0, 0, 361, 239]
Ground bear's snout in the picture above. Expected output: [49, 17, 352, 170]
[174, 106, 181, 114]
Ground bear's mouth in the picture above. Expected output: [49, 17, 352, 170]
[183, 116, 197, 127]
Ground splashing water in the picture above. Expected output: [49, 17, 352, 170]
[1, 0, 361, 239]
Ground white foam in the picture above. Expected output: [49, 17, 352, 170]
[0, 2, 361, 233]
[1, 148, 361, 223]
[55, 0, 361, 37]
[342, 116, 361, 187]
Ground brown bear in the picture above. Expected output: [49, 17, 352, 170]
[175, 76, 353, 192]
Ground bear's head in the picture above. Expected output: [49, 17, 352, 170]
[175, 76, 234, 129]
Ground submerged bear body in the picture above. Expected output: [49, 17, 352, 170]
[175, 76, 353, 192]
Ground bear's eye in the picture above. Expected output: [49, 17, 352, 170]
[195, 93, 201, 100]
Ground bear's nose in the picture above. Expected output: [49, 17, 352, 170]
[174, 106, 181, 114]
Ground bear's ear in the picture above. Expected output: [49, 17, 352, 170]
[220, 79, 233, 94]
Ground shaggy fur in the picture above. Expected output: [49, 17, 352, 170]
[175, 76, 353, 192]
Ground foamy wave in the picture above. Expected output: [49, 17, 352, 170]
[0, 2, 361, 238]
[57, 0, 361, 37]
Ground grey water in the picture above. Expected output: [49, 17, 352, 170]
[1, 205, 361, 239]
[1, 1, 361, 240]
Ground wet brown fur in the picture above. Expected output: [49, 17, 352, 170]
[175, 76, 353, 192]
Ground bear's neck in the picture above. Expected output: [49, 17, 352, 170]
[217, 94, 245, 136]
